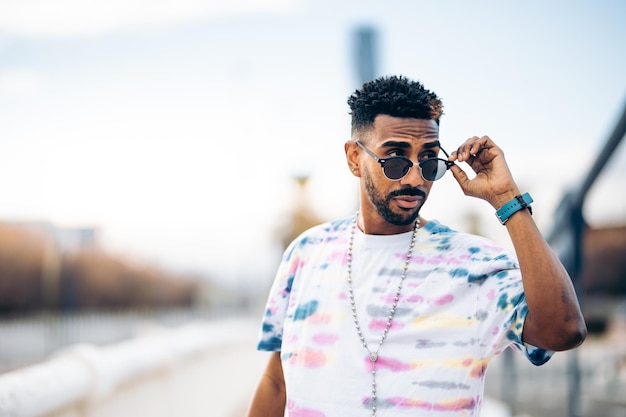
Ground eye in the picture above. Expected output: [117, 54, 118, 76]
[387, 149, 405, 157]
[419, 151, 437, 161]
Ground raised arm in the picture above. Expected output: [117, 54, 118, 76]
[449, 135, 587, 351]
[247, 351, 286, 417]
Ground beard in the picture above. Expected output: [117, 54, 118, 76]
[363, 169, 424, 226]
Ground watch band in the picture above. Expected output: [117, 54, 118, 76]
[495, 192, 533, 224]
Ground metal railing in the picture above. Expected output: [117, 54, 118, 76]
[546, 98, 626, 417]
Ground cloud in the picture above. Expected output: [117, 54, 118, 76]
[0, 0, 300, 38]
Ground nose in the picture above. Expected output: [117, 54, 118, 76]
[399, 161, 425, 187]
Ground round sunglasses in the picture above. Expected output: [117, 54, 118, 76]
[356, 140, 454, 181]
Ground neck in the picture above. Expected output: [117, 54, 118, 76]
[357, 214, 421, 235]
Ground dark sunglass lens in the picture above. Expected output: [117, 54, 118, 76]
[384, 158, 412, 180]
[420, 159, 447, 181]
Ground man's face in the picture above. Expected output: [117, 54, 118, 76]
[352, 115, 441, 231]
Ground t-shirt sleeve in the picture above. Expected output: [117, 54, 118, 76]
[256, 241, 299, 352]
[504, 291, 554, 365]
[483, 254, 554, 366]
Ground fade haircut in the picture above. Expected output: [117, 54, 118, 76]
[347, 75, 444, 136]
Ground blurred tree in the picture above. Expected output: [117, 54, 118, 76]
[276, 175, 325, 251]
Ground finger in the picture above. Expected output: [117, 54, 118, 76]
[471, 136, 492, 158]
[449, 163, 471, 192]
[454, 151, 480, 171]
[456, 136, 481, 162]
[458, 136, 493, 163]
[468, 147, 484, 165]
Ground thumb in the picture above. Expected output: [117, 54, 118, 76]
[449, 164, 471, 194]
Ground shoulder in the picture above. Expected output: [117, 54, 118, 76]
[295, 215, 353, 242]
[283, 215, 354, 256]
[422, 219, 515, 262]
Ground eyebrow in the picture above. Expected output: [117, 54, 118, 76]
[381, 140, 441, 149]
[423, 141, 441, 149]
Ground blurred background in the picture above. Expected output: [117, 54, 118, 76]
[0, 0, 624, 416]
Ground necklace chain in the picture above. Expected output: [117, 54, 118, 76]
[347, 212, 419, 417]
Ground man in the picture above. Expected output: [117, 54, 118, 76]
[247, 75, 586, 417]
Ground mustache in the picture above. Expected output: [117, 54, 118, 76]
[388, 188, 426, 199]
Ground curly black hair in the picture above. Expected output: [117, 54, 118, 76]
[347, 75, 444, 135]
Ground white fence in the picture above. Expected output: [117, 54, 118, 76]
[0, 309, 222, 374]
[0, 318, 265, 417]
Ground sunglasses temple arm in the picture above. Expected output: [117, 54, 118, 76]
[356, 141, 381, 161]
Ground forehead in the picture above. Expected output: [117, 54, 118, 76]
[370, 114, 439, 144]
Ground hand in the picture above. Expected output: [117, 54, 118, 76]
[448, 135, 521, 209]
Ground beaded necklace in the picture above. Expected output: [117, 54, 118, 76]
[346, 213, 419, 416]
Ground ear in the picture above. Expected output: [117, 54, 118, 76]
[345, 141, 360, 177]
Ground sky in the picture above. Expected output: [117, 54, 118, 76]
[0, 0, 625, 290]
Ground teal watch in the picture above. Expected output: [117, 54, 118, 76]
[495, 192, 533, 224]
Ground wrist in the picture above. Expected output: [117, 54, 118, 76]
[489, 189, 521, 211]
[495, 192, 533, 225]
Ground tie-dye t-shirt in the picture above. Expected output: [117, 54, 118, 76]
[257, 215, 552, 416]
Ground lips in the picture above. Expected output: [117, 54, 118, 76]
[394, 195, 422, 209]
[388, 188, 425, 210]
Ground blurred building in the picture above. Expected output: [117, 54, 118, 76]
[4, 220, 99, 253]
[581, 224, 626, 333]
